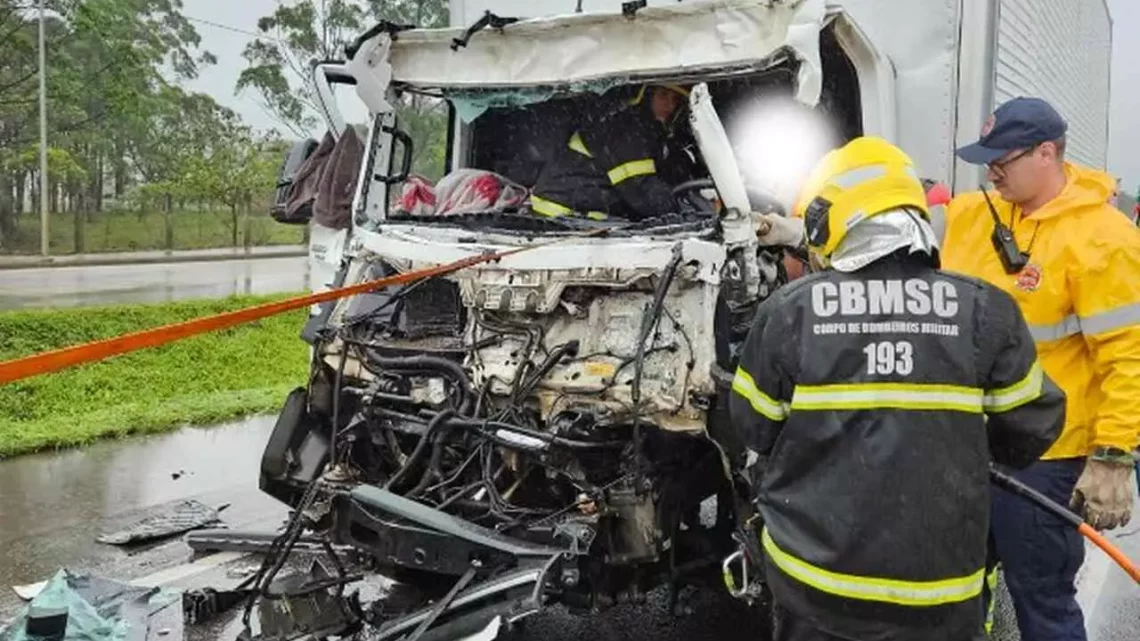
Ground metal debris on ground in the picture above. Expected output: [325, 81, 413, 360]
[95, 501, 226, 546]
[181, 588, 252, 627]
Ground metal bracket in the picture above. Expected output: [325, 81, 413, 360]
[451, 11, 519, 50]
[346, 21, 416, 59]
[553, 520, 597, 556]
[622, 0, 647, 18]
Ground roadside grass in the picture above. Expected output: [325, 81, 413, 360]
[0, 294, 311, 458]
[3, 208, 305, 255]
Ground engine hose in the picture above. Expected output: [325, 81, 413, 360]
[366, 354, 476, 415]
[447, 417, 626, 450]
[514, 340, 580, 403]
[383, 410, 456, 492]
[632, 243, 685, 485]
[408, 418, 459, 498]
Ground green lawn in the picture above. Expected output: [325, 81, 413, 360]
[0, 294, 311, 457]
[2, 208, 305, 255]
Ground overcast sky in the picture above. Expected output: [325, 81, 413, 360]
[181, 0, 1140, 192]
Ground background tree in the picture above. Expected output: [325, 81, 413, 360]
[0, 0, 225, 250]
[184, 126, 282, 248]
[238, 0, 450, 181]
[236, 0, 367, 137]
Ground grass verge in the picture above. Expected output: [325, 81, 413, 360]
[0, 294, 311, 458]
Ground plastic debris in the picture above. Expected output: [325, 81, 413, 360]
[95, 500, 224, 546]
[0, 570, 182, 641]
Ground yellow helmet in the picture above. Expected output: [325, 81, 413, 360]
[792, 136, 929, 259]
[628, 83, 691, 105]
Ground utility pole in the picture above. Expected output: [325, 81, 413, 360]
[38, 0, 49, 257]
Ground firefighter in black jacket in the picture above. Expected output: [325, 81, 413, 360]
[529, 84, 693, 221]
[730, 137, 1067, 641]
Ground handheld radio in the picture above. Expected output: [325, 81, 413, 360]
[981, 187, 1029, 274]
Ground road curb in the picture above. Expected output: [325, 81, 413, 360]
[0, 248, 308, 271]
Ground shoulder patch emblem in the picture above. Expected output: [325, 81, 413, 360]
[1015, 263, 1043, 293]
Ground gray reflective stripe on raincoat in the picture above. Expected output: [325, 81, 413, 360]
[1029, 302, 1140, 343]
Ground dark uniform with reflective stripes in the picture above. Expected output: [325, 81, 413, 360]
[730, 252, 1066, 641]
[529, 107, 679, 221]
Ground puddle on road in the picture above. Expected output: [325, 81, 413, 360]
[0, 416, 285, 616]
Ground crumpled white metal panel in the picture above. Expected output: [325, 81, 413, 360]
[354, 0, 823, 92]
[992, 0, 1111, 169]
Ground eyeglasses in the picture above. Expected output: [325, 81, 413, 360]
[987, 144, 1040, 178]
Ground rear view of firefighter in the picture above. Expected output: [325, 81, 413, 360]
[528, 84, 692, 221]
[730, 137, 1067, 641]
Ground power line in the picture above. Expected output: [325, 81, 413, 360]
[183, 15, 285, 43]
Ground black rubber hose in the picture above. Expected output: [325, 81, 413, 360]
[330, 348, 348, 463]
[383, 409, 455, 491]
[367, 354, 476, 415]
[408, 417, 458, 498]
[514, 340, 580, 403]
[632, 243, 684, 484]
[447, 418, 626, 450]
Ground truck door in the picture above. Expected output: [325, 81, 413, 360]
[303, 62, 367, 314]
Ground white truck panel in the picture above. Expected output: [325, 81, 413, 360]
[450, 0, 696, 26]
[830, 0, 962, 185]
[378, 0, 818, 92]
[992, 0, 1112, 169]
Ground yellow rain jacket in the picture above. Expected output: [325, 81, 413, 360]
[942, 163, 1140, 460]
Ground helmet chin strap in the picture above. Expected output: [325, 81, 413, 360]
[807, 251, 828, 273]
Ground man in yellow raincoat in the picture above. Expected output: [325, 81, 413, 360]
[944, 96, 1140, 641]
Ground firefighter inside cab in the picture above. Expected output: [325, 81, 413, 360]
[731, 136, 1066, 641]
[528, 84, 699, 221]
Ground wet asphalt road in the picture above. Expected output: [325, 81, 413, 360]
[0, 418, 1136, 640]
[0, 417, 288, 620]
[0, 256, 311, 310]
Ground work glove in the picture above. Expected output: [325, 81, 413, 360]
[1069, 454, 1137, 531]
[750, 212, 805, 247]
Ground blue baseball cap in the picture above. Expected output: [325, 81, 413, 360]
[956, 97, 1068, 165]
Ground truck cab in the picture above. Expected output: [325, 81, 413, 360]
[255, 2, 903, 638]
[253, 2, 1112, 639]
[282, 0, 895, 283]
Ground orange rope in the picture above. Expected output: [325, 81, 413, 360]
[0, 235, 582, 386]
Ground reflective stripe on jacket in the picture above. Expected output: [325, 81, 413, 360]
[529, 107, 677, 221]
[730, 255, 1065, 641]
[943, 162, 1140, 459]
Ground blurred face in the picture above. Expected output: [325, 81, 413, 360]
[985, 142, 1061, 205]
[651, 87, 685, 123]
[783, 253, 807, 281]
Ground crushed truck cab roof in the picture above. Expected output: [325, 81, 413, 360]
[347, 0, 827, 115]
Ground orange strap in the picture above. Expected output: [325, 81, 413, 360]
[0, 234, 589, 386]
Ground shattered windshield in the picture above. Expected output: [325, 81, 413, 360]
[368, 65, 808, 235]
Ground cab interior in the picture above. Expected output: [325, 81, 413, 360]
[445, 27, 864, 208]
[354, 24, 867, 225]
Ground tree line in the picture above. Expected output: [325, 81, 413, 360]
[0, 0, 448, 253]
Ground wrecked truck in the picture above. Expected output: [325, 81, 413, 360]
[255, 0, 1111, 639]
[261, 1, 837, 638]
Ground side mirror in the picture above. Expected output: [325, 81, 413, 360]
[271, 138, 319, 224]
